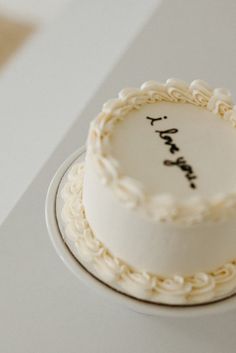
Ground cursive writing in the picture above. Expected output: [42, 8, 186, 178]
[146, 115, 198, 190]
[155, 128, 179, 154]
[164, 157, 197, 189]
[146, 115, 167, 125]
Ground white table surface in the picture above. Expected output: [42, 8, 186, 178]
[0, 0, 159, 225]
[1, 0, 236, 352]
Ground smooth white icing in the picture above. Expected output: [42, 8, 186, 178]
[60, 163, 236, 305]
[87, 79, 236, 225]
[111, 102, 236, 198]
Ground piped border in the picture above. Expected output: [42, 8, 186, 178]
[60, 162, 236, 306]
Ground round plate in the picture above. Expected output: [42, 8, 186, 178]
[45, 147, 236, 317]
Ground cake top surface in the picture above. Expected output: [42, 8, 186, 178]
[111, 101, 236, 199]
[87, 79, 236, 224]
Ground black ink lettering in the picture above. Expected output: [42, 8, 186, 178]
[155, 129, 179, 154]
[164, 157, 197, 190]
[146, 115, 198, 190]
[146, 116, 167, 126]
[156, 128, 178, 135]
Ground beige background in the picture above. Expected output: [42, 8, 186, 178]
[0, 14, 34, 69]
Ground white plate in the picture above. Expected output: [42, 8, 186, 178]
[45, 146, 236, 317]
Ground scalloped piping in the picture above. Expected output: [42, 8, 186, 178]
[60, 162, 236, 305]
[87, 79, 236, 225]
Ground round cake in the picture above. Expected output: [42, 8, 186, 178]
[59, 79, 236, 305]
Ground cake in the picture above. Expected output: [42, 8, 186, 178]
[59, 79, 236, 305]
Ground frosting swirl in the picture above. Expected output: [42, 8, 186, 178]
[189, 80, 212, 107]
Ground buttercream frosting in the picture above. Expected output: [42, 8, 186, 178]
[60, 162, 236, 305]
[87, 79, 236, 225]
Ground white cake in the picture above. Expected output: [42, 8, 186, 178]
[60, 79, 236, 305]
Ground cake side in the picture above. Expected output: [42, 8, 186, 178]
[83, 147, 236, 276]
[61, 162, 236, 305]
